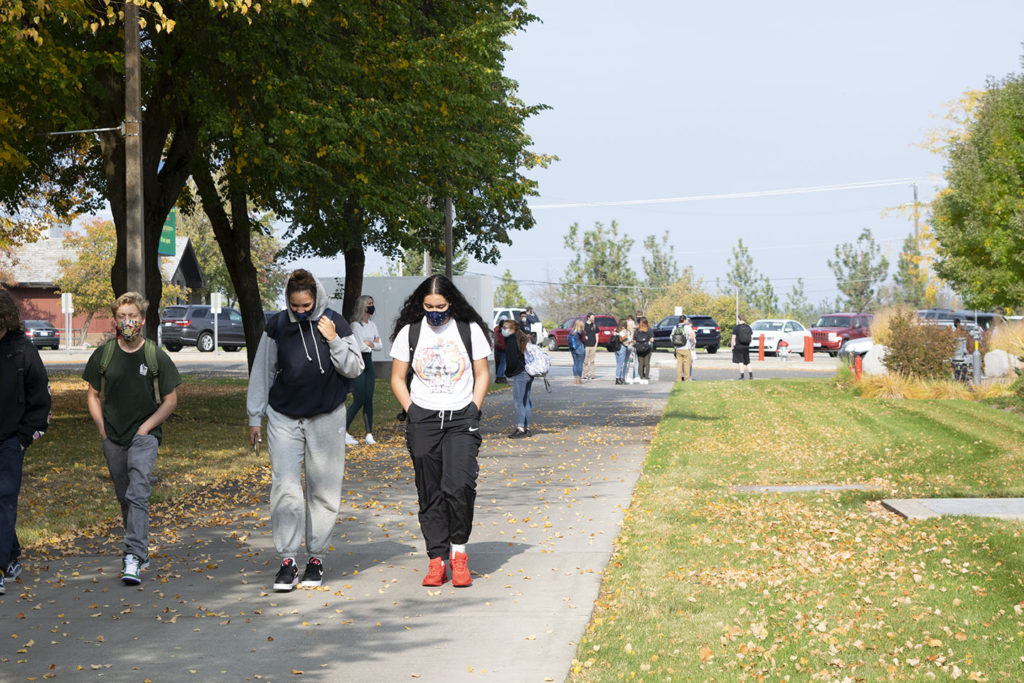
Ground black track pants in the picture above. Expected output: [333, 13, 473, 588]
[405, 402, 482, 559]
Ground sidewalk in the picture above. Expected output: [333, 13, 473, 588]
[1, 372, 672, 681]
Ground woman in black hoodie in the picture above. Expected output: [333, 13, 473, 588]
[0, 289, 50, 595]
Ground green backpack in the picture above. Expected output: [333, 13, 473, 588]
[99, 338, 162, 405]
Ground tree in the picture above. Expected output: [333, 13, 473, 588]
[890, 232, 929, 307]
[783, 278, 815, 324]
[640, 232, 680, 309]
[930, 70, 1024, 309]
[725, 239, 777, 316]
[559, 221, 639, 320]
[647, 267, 748, 343]
[390, 246, 470, 279]
[827, 228, 889, 312]
[494, 269, 527, 308]
[56, 219, 184, 343]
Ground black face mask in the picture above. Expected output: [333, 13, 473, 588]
[366, 305, 375, 316]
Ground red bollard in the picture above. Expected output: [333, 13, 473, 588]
[758, 334, 765, 361]
[854, 354, 863, 382]
[803, 334, 813, 362]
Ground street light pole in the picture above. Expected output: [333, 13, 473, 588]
[124, 2, 145, 296]
[444, 196, 454, 279]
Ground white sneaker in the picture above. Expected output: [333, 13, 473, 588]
[344, 433, 358, 446]
[625, 377, 634, 384]
[364, 433, 376, 445]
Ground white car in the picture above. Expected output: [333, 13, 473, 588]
[838, 336, 872, 359]
[492, 307, 545, 344]
[747, 319, 812, 356]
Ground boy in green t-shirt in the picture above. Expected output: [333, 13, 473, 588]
[83, 292, 181, 585]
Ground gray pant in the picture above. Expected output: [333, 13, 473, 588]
[103, 434, 159, 560]
[267, 403, 346, 559]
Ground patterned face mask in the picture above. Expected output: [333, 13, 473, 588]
[118, 318, 142, 342]
[424, 309, 450, 327]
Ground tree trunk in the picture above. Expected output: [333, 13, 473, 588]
[193, 162, 265, 371]
[341, 201, 365, 321]
[78, 311, 95, 346]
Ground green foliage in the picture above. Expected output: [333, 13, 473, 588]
[931, 71, 1024, 309]
[647, 267, 746, 341]
[725, 238, 777, 315]
[559, 221, 639, 320]
[494, 268, 526, 307]
[882, 309, 959, 379]
[640, 231, 680, 305]
[783, 277, 814, 325]
[891, 232, 929, 307]
[827, 228, 889, 312]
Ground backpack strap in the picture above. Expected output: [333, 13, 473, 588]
[98, 339, 117, 404]
[144, 339, 162, 404]
[456, 321, 475, 382]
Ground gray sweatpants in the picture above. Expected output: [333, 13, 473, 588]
[267, 403, 346, 559]
[102, 434, 159, 560]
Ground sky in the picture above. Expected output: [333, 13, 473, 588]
[289, 1, 1024, 311]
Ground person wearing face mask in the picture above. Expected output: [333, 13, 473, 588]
[502, 319, 535, 435]
[344, 295, 383, 446]
[82, 292, 181, 585]
[389, 275, 491, 588]
[247, 269, 364, 592]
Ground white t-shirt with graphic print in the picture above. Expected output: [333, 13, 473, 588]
[390, 317, 490, 411]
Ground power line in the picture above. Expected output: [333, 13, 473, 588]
[529, 177, 944, 210]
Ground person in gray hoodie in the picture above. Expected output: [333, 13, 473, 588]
[247, 270, 364, 591]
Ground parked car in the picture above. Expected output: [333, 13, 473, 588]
[838, 336, 873, 360]
[917, 309, 981, 334]
[492, 307, 545, 344]
[23, 319, 60, 350]
[747, 319, 812, 356]
[160, 304, 246, 352]
[954, 310, 1005, 331]
[651, 315, 721, 353]
[810, 312, 872, 357]
[545, 314, 617, 351]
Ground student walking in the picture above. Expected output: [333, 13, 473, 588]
[568, 318, 585, 384]
[503, 320, 535, 435]
[493, 319, 507, 383]
[345, 294, 383, 446]
[390, 275, 491, 588]
[0, 289, 51, 595]
[731, 314, 754, 380]
[582, 313, 599, 380]
[633, 317, 653, 384]
[247, 270, 365, 591]
[613, 321, 629, 384]
[83, 292, 180, 585]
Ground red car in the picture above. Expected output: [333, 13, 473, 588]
[810, 313, 872, 356]
[545, 314, 618, 351]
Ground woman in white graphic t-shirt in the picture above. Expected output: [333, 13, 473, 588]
[389, 275, 491, 589]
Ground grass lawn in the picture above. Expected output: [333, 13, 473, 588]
[573, 378, 1024, 681]
[17, 374, 425, 550]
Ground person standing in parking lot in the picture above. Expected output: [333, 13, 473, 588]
[671, 316, 695, 382]
[731, 314, 753, 380]
[582, 314, 599, 381]
[633, 317, 653, 384]
[568, 319, 586, 384]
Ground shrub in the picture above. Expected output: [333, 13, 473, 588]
[869, 304, 915, 347]
[882, 309, 958, 379]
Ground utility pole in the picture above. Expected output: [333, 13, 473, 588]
[912, 182, 920, 242]
[124, 3, 145, 296]
[444, 196, 454, 279]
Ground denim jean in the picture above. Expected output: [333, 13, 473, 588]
[510, 372, 534, 428]
[571, 348, 585, 377]
[615, 346, 628, 379]
[495, 350, 507, 379]
[0, 436, 24, 568]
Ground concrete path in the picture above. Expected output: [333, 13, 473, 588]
[1, 372, 672, 681]
[882, 498, 1024, 520]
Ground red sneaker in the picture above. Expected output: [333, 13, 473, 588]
[450, 551, 472, 587]
[422, 557, 448, 586]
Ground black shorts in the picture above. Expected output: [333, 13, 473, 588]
[732, 345, 750, 364]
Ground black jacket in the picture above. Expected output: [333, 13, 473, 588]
[583, 321, 599, 347]
[503, 335, 527, 377]
[0, 333, 51, 448]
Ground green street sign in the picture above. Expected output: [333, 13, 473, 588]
[158, 207, 177, 256]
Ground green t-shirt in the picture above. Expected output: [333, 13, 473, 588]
[82, 341, 182, 447]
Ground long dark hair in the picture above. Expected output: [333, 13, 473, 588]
[0, 287, 23, 334]
[390, 274, 492, 345]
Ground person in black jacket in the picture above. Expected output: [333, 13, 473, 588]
[0, 289, 50, 595]
[582, 313, 599, 381]
[502, 320, 534, 438]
